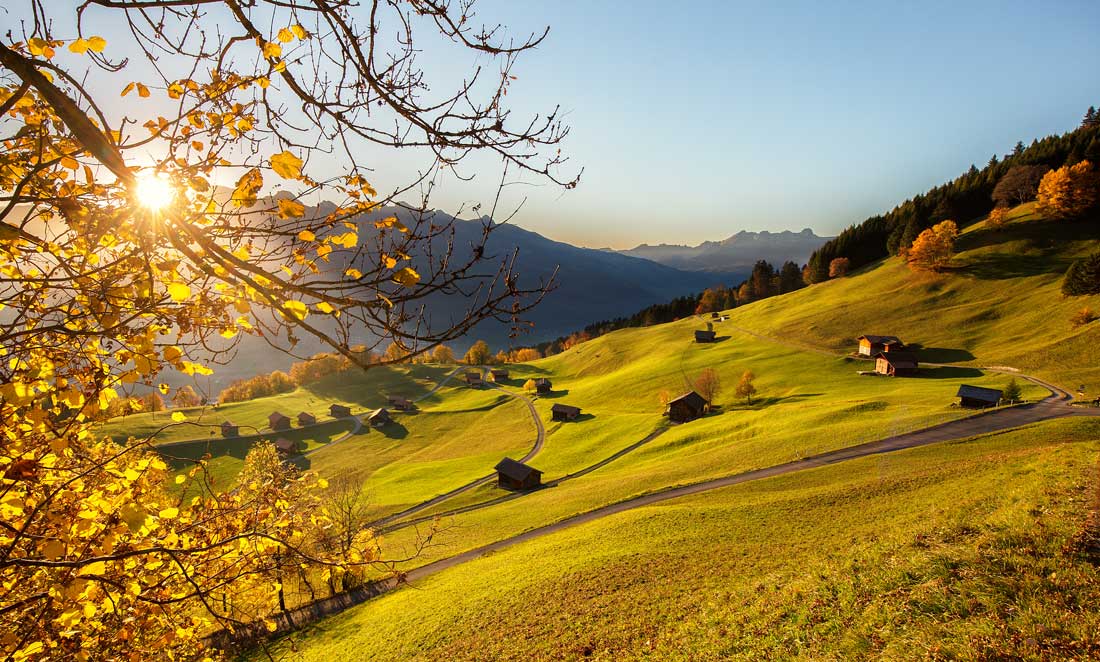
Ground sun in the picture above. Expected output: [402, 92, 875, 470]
[134, 172, 175, 212]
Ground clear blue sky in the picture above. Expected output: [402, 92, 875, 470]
[422, 0, 1100, 248]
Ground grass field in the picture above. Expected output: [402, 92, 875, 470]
[727, 204, 1100, 390]
[265, 417, 1100, 661]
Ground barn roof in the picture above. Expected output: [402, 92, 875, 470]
[875, 351, 918, 367]
[221, 420, 236, 428]
[298, 411, 316, 420]
[669, 391, 707, 411]
[534, 377, 552, 386]
[387, 395, 412, 405]
[491, 368, 509, 376]
[956, 385, 1002, 403]
[857, 335, 902, 345]
[367, 407, 391, 421]
[273, 438, 296, 453]
[269, 411, 290, 424]
[551, 403, 581, 416]
[330, 403, 352, 412]
[494, 457, 541, 481]
[695, 330, 716, 340]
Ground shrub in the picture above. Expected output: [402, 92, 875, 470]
[1062, 251, 1100, 296]
[828, 257, 850, 278]
[986, 206, 1010, 228]
[1071, 307, 1098, 328]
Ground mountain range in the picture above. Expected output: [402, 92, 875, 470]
[615, 228, 831, 273]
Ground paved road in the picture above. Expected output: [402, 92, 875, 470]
[368, 368, 546, 528]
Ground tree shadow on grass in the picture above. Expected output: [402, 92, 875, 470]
[911, 346, 976, 363]
[960, 253, 1075, 280]
[721, 393, 823, 411]
[555, 412, 596, 423]
[538, 389, 570, 399]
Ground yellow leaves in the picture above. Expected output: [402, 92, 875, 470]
[316, 301, 335, 315]
[262, 41, 283, 59]
[68, 36, 104, 54]
[87, 36, 107, 52]
[170, 412, 186, 423]
[219, 327, 237, 339]
[278, 199, 306, 219]
[68, 38, 90, 54]
[297, 229, 315, 242]
[392, 267, 421, 287]
[271, 151, 303, 180]
[158, 507, 179, 519]
[317, 477, 329, 489]
[281, 300, 308, 321]
[345, 267, 363, 279]
[257, 76, 271, 89]
[167, 82, 186, 99]
[382, 254, 398, 269]
[232, 168, 264, 208]
[277, 27, 295, 43]
[291, 24, 308, 40]
[167, 282, 191, 302]
[180, 361, 213, 376]
[175, 475, 186, 485]
[27, 38, 54, 59]
[374, 216, 408, 232]
[137, 82, 151, 98]
[330, 231, 358, 249]
[158, 383, 170, 395]
[79, 561, 106, 576]
[41, 539, 65, 560]
[163, 346, 182, 363]
[12, 641, 44, 661]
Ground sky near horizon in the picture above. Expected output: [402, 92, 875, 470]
[417, 0, 1100, 249]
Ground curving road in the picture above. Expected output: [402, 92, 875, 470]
[367, 368, 546, 528]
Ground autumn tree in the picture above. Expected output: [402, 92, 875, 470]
[693, 368, 721, 408]
[1036, 161, 1100, 219]
[432, 345, 457, 364]
[171, 384, 202, 408]
[511, 347, 542, 363]
[907, 220, 959, 272]
[523, 378, 538, 392]
[464, 340, 492, 365]
[986, 206, 1010, 228]
[992, 164, 1047, 207]
[0, 1, 574, 658]
[141, 391, 167, 413]
[695, 288, 724, 315]
[384, 342, 409, 364]
[828, 257, 850, 278]
[735, 370, 757, 404]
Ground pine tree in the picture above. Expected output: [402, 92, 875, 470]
[1084, 106, 1098, 128]
[1062, 251, 1100, 296]
[1012, 140, 1025, 157]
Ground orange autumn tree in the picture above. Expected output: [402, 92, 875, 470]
[906, 219, 959, 272]
[0, 1, 575, 659]
[1036, 160, 1100, 219]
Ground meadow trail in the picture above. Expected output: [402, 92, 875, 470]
[367, 367, 546, 528]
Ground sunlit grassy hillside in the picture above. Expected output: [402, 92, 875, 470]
[271, 418, 1100, 661]
[729, 204, 1100, 389]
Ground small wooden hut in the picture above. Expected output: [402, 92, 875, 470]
[367, 408, 392, 427]
[695, 329, 717, 343]
[493, 457, 542, 491]
[297, 412, 317, 427]
[273, 438, 297, 456]
[856, 335, 903, 356]
[268, 411, 292, 431]
[533, 378, 552, 394]
[957, 385, 1003, 408]
[465, 372, 484, 387]
[490, 368, 510, 382]
[874, 351, 919, 377]
[329, 403, 352, 418]
[387, 395, 414, 411]
[666, 391, 707, 423]
[551, 403, 582, 422]
[220, 421, 239, 438]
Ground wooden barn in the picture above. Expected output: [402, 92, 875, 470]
[387, 395, 414, 411]
[220, 421, 239, 438]
[493, 457, 542, 491]
[551, 403, 582, 422]
[367, 408, 392, 427]
[695, 329, 717, 343]
[533, 378, 552, 394]
[268, 411, 292, 431]
[957, 385, 1003, 408]
[465, 372, 483, 387]
[490, 368, 510, 382]
[710, 311, 720, 319]
[666, 391, 708, 423]
[329, 403, 352, 418]
[297, 412, 317, 426]
[874, 351, 919, 376]
[273, 438, 297, 456]
[856, 334, 904, 356]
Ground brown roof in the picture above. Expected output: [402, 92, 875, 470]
[268, 411, 291, 426]
[669, 391, 707, 411]
[551, 403, 581, 417]
[857, 335, 902, 345]
[494, 457, 541, 481]
[273, 438, 296, 454]
[875, 351, 918, 367]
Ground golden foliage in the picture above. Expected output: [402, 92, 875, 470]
[1036, 160, 1099, 219]
[907, 220, 958, 272]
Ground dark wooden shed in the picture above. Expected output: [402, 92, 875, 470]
[490, 368, 510, 382]
[387, 395, 414, 411]
[857, 335, 903, 357]
[551, 403, 582, 421]
[533, 377, 552, 394]
[220, 421, 239, 438]
[874, 351, 919, 377]
[465, 372, 483, 387]
[273, 437, 297, 456]
[695, 329, 717, 343]
[710, 311, 720, 319]
[297, 411, 317, 427]
[367, 407, 392, 427]
[957, 385, 1003, 408]
[329, 403, 352, 418]
[494, 457, 542, 491]
[666, 391, 708, 423]
[268, 411, 292, 431]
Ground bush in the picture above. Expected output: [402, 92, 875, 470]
[986, 206, 1010, 228]
[1062, 251, 1100, 296]
[1071, 307, 1098, 328]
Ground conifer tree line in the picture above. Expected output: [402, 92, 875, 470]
[805, 115, 1100, 282]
